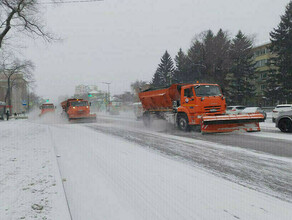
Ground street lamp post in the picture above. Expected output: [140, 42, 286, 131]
[101, 82, 111, 112]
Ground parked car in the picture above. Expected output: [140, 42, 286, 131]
[272, 104, 292, 122]
[241, 107, 267, 120]
[275, 110, 292, 133]
[226, 106, 246, 115]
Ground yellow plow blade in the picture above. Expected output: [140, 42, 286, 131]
[201, 113, 265, 134]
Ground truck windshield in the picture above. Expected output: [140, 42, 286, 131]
[42, 105, 54, 109]
[194, 85, 221, 97]
[71, 101, 88, 107]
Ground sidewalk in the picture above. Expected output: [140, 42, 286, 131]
[0, 120, 70, 220]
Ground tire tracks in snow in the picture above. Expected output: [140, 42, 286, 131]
[86, 124, 292, 203]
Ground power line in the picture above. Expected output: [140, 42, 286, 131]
[39, 0, 104, 4]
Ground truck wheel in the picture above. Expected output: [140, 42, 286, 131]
[278, 118, 292, 133]
[177, 114, 190, 131]
[143, 112, 151, 127]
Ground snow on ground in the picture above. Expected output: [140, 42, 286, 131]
[1, 117, 292, 220]
[49, 122, 292, 220]
[0, 120, 71, 220]
[243, 121, 292, 141]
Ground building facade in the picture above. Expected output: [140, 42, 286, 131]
[0, 73, 28, 114]
[252, 42, 276, 106]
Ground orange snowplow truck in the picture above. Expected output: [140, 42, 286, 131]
[61, 99, 96, 122]
[40, 103, 55, 116]
[139, 83, 265, 133]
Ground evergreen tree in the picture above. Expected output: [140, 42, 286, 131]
[227, 31, 256, 105]
[213, 29, 231, 87]
[152, 51, 174, 87]
[173, 48, 189, 83]
[187, 39, 205, 82]
[203, 30, 216, 82]
[187, 29, 231, 86]
[266, 1, 292, 104]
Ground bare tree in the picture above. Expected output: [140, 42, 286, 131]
[0, 0, 57, 49]
[0, 53, 34, 114]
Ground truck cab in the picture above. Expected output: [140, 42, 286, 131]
[65, 99, 90, 117]
[177, 84, 226, 125]
[40, 103, 55, 116]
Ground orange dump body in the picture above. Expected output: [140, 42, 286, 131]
[61, 99, 96, 122]
[40, 103, 55, 115]
[139, 84, 181, 111]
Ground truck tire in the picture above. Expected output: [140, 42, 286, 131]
[143, 112, 151, 127]
[177, 114, 190, 131]
[278, 118, 292, 133]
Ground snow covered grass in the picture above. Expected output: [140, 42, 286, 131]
[0, 120, 70, 220]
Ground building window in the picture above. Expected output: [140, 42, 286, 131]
[255, 59, 268, 68]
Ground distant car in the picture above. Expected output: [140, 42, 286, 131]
[272, 104, 292, 122]
[241, 107, 267, 120]
[275, 110, 292, 133]
[226, 106, 246, 115]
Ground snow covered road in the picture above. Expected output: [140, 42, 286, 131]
[1, 118, 292, 219]
[50, 122, 292, 220]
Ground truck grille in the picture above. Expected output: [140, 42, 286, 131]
[204, 106, 221, 113]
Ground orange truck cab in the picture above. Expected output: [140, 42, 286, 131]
[139, 83, 264, 133]
[61, 99, 96, 122]
[40, 103, 55, 116]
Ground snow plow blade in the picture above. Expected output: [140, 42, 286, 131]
[69, 114, 97, 123]
[201, 113, 265, 134]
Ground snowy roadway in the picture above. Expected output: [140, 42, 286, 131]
[1, 114, 292, 219]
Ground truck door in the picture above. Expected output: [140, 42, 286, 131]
[182, 87, 196, 113]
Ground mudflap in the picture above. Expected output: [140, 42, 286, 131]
[201, 113, 265, 134]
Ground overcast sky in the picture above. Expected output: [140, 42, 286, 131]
[22, 0, 289, 102]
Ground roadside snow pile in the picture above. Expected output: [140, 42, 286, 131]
[0, 121, 70, 220]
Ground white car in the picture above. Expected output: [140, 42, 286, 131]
[272, 104, 292, 122]
[226, 106, 246, 115]
[276, 110, 292, 132]
[241, 107, 267, 120]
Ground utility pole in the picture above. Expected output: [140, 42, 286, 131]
[101, 82, 111, 112]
